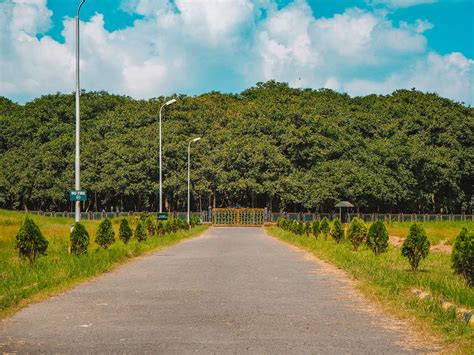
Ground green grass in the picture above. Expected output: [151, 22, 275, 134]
[0, 209, 208, 319]
[266, 226, 474, 354]
[385, 220, 474, 245]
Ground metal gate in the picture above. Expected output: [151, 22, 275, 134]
[212, 208, 265, 226]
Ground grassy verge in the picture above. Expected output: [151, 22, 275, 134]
[266, 226, 474, 353]
[0, 209, 208, 319]
[386, 220, 474, 245]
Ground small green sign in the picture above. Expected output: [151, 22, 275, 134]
[69, 190, 87, 202]
[157, 212, 168, 221]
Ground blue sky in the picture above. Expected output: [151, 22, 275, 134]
[1, 0, 473, 104]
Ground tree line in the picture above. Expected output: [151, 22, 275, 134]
[0, 81, 472, 213]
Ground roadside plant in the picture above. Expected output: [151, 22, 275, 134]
[320, 217, 330, 239]
[70, 222, 89, 255]
[347, 217, 367, 251]
[401, 223, 430, 271]
[95, 218, 115, 249]
[134, 222, 147, 242]
[144, 216, 155, 236]
[367, 221, 389, 255]
[15, 215, 48, 264]
[304, 222, 312, 236]
[330, 218, 345, 244]
[156, 221, 165, 236]
[451, 227, 474, 287]
[119, 218, 132, 244]
[297, 221, 305, 235]
[312, 220, 320, 238]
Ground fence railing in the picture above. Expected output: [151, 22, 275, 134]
[27, 210, 474, 224]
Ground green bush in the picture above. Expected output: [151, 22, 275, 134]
[134, 222, 147, 242]
[312, 220, 320, 238]
[144, 216, 155, 236]
[119, 219, 132, 244]
[320, 217, 330, 239]
[451, 227, 474, 287]
[304, 222, 312, 236]
[330, 218, 345, 244]
[156, 221, 165, 236]
[15, 215, 48, 264]
[367, 221, 389, 255]
[347, 217, 367, 251]
[297, 221, 305, 235]
[401, 223, 430, 270]
[95, 218, 115, 249]
[70, 222, 89, 255]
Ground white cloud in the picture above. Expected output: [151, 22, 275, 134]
[0, 0, 472, 105]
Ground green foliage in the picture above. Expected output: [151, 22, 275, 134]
[95, 218, 115, 249]
[451, 228, 474, 287]
[70, 222, 89, 255]
[144, 216, 155, 236]
[134, 222, 147, 242]
[312, 220, 320, 238]
[311, 220, 321, 238]
[190, 215, 201, 228]
[156, 221, 165, 236]
[347, 217, 368, 251]
[320, 217, 330, 240]
[304, 221, 312, 236]
[0, 86, 472, 213]
[15, 215, 48, 264]
[119, 218, 132, 244]
[330, 218, 345, 244]
[367, 221, 389, 256]
[402, 223, 430, 270]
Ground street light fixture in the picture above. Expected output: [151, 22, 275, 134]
[158, 98, 177, 213]
[187, 137, 201, 224]
[75, 0, 86, 223]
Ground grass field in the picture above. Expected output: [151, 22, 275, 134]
[385, 220, 474, 246]
[266, 225, 474, 354]
[0, 209, 208, 319]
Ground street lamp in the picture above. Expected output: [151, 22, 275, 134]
[187, 137, 201, 224]
[158, 98, 176, 213]
[75, 0, 86, 223]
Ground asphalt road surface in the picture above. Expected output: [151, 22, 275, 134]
[1, 227, 435, 354]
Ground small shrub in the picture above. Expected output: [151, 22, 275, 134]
[15, 215, 48, 264]
[312, 220, 320, 238]
[330, 218, 345, 244]
[119, 219, 132, 244]
[297, 221, 305, 235]
[144, 216, 155, 236]
[156, 221, 165, 236]
[95, 218, 115, 249]
[367, 221, 389, 255]
[320, 217, 330, 239]
[134, 222, 147, 242]
[347, 217, 367, 251]
[70, 222, 89, 255]
[304, 222, 312, 236]
[451, 227, 474, 287]
[401, 223, 430, 271]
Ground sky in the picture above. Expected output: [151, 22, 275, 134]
[0, 0, 473, 105]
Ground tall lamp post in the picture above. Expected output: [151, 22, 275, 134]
[187, 137, 201, 224]
[75, 0, 86, 223]
[158, 98, 176, 213]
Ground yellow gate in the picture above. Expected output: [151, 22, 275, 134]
[212, 208, 265, 226]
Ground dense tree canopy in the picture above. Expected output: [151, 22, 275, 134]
[0, 82, 472, 213]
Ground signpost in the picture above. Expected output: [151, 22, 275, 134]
[157, 212, 168, 221]
[70, 190, 87, 202]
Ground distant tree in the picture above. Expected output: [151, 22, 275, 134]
[402, 223, 430, 270]
[95, 218, 115, 249]
[367, 221, 389, 255]
[15, 215, 48, 264]
[320, 217, 330, 240]
[451, 228, 473, 287]
[134, 222, 146, 242]
[70, 222, 89, 255]
[119, 219, 132, 244]
[347, 217, 368, 251]
[330, 218, 345, 244]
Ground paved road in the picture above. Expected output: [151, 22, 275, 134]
[1, 227, 434, 354]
